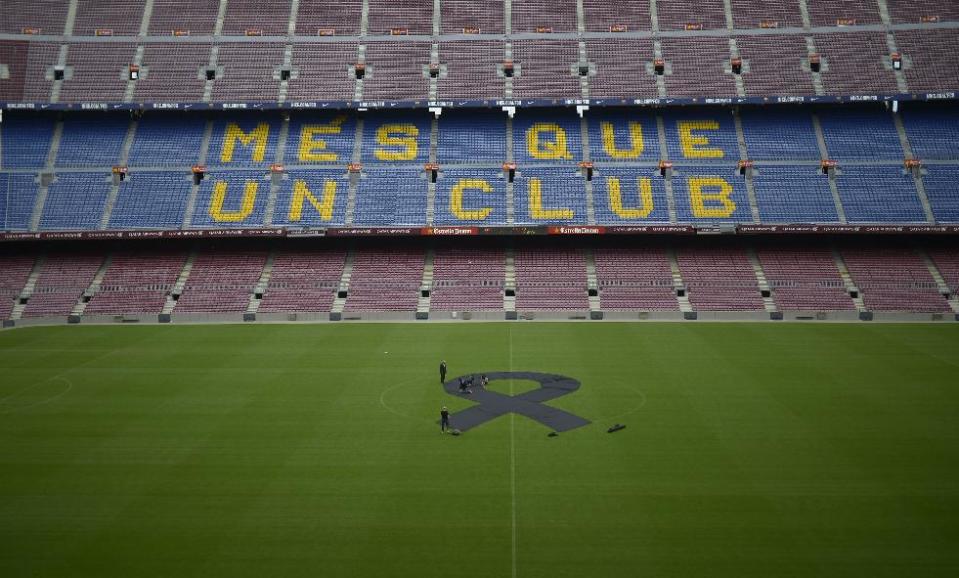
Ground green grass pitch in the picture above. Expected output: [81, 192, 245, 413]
[1, 323, 958, 577]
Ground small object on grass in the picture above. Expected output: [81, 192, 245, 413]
[547, 432, 559, 437]
[451, 429, 462, 436]
[607, 424, 626, 433]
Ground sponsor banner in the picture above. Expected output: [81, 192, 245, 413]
[324, 227, 420, 237]
[547, 226, 606, 235]
[422, 226, 479, 236]
[736, 224, 959, 234]
[3, 225, 958, 243]
[478, 226, 548, 236]
[0, 228, 286, 242]
[606, 225, 696, 234]
[286, 228, 327, 237]
[4, 91, 957, 112]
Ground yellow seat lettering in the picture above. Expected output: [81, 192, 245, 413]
[526, 123, 572, 159]
[678, 120, 723, 159]
[607, 177, 654, 218]
[298, 115, 347, 162]
[688, 177, 736, 218]
[220, 123, 270, 163]
[601, 122, 645, 159]
[209, 181, 258, 222]
[528, 178, 574, 220]
[450, 179, 493, 220]
[374, 123, 419, 161]
[288, 180, 337, 221]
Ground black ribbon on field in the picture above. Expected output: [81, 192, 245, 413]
[442, 371, 590, 432]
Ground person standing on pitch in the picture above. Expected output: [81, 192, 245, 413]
[440, 406, 450, 433]
[440, 360, 447, 383]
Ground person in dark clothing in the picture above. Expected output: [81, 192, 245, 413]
[440, 406, 450, 433]
[440, 360, 447, 384]
[458, 377, 472, 394]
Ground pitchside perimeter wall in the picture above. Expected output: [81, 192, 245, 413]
[4, 310, 958, 331]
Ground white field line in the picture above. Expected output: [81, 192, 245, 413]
[509, 324, 517, 578]
[0, 377, 73, 413]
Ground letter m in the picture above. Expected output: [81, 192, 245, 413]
[221, 122, 270, 163]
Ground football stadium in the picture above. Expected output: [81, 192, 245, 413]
[1, 1, 959, 576]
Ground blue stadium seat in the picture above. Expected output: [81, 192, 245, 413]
[3, 107, 959, 232]
[921, 166, 959, 223]
[662, 110, 739, 162]
[753, 166, 839, 223]
[673, 169, 752, 223]
[2, 174, 40, 231]
[361, 111, 431, 165]
[207, 115, 282, 167]
[190, 170, 270, 228]
[818, 109, 903, 160]
[434, 169, 508, 225]
[109, 172, 192, 229]
[287, 113, 356, 165]
[593, 168, 669, 223]
[514, 167, 587, 224]
[0, 174, 6, 227]
[273, 170, 349, 227]
[740, 109, 820, 160]
[902, 106, 959, 160]
[39, 173, 111, 230]
[128, 113, 205, 167]
[353, 168, 427, 225]
[57, 115, 128, 167]
[836, 166, 926, 223]
[2, 113, 55, 169]
[587, 110, 660, 162]
[438, 110, 507, 164]
[513, 111, 582, 164]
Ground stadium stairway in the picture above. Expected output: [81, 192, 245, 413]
[123, 1, 155, 102]
[262, 118, 292, 227]
[919, 249, 959, 314]
[72, 253, 113, 317]
[162, 250, 196, 315]
[330, 249, 355, 316]
[504, 248, 517, 316]
[343, 118, 365, 226]
[247, 250, 276, 315]
[654, 113, 679, 223]
[277, 0, 301, 103]
[875, 0, 910, 94]
[417, 249, 434, 318]
[799, 0, 827, 97]
[892, 112, 936, 224]
[831, 248, 868, 312]
[746, 247, 778, 313]
[28, 120, 65, 233]
[811, 112, 848, 224]
[10, 255, 46, 321]
[579, 114, 597, 225]
[100, 118, 139, 230]
[426, 116, 439, 226]
[732, 110, 762, 224]
[666, 248, 693, 313]
[584, 249, 601, 313]
[181, 119, 216, 229]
